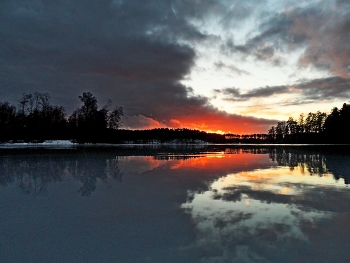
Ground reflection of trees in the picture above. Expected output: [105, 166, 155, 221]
[0, 154, 122, 196]
[323, 155, 350, 185]
[0, 156, 64, 195]
[69, 157, 123, 196]
[105, 158, 123, 181]
[154, 147, 275, 160]
[182, 155, 350, 263]
[268, 147, 350, 184]
[154, 154, 200, 161]
[268, 148, 327, 175]
[224, 148, 271, 154]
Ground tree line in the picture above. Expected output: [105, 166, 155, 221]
[0, 91, 225, 143]
[0, 91, 123, 142]
[266, 103, 350, 143]
[0, 151, 122, 196]
[1, 91, 349, 144]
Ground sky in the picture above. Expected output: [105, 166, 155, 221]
[1, 0, 350, 134]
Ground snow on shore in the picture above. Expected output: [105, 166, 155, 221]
[0, 140, 76, 148]
[0, 139, 211, 149]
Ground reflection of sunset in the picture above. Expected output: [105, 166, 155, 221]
[180, 160, 348, 262]
[280, 187, 292, 195]
[2, 146, 350, 263]
[212, 167, 345, 195]
[169, 153, 272, 171]
[118, 156, 167, 174]
[118, 153, 345, 190]
[205, 152, 225, 158]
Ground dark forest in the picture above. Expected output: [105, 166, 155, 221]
[0, 92, 349, 144]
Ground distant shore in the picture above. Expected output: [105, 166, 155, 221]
[1, 140, 350, 148]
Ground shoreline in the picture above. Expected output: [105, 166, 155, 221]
[1, 140, 350, 149]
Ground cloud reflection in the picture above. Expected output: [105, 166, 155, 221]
[1, 146, 350, 262]
[181, 165, 350, 263]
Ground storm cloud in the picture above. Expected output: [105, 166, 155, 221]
[1, 0, 349, 133]
[219, 77, 350, 106]
[222, 0, 350, 76]
[0, 0, 278, 133]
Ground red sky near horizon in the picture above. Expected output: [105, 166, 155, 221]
[2, 1, 349, 135]
[124, 111, 275, 134]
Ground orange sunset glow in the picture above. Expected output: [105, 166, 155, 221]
[168, 152, 272, 171]
[2, 0, 350, 134]
[166, 113, 275, 134]
[120, 151, 277, 176]
[2, 2, 350, 262]
[124, 109, 276, 134]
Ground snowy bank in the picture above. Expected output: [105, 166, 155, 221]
[0, 140, 76, 148]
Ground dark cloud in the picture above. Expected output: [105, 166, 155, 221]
[294, 77, 350, 101]
[0, 0, 277, 133]
[171, 0, 264, 25]
[219, 77, 350, 105]
[221, 10, 295, 66]
[292, 3, 350, 77]
[220, 85, 289, 101]
[0, 1, 197, 82]
[7, 1, 349, 131]
[222, 1, 350, 76]
[222, 87, 241, 98]
[214, 61, 250, 75]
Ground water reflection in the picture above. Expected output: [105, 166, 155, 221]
[1, 146, 350, 262]
[0, 146, 348, 197]
[0, 153, 122, 196]
[267, 147, 350, 184]
[181, 152, 350, 262]
[69, 157, 123, 196]
[0, 156, 64, 195]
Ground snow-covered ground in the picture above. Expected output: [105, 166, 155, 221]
[123, 139, 210, 145]
[0, 140, 76, 148]
[0, 139, 211, 149]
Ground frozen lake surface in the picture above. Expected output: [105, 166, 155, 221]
[1, 145, 350, 263]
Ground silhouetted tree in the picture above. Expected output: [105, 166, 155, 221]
[69, 92, 101, 129]
[324, 103, 350, 142]
[69, 92, 123, 132]
[107, 106, 123, 129]
[296, 114, 305, 134]
[0, 92, 68, 141]
[268, 126, 276, 142]
[275, 121, 287, 142]
[324, 107, 340, 132]
[267, 108, 329, 143]
[286, 117, 297, 135]
[0, 102, 16, 128]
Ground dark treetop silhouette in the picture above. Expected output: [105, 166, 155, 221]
[266, 103, 350, 144]
[0, 92, 123, 143]
[0, 92, 349, 144]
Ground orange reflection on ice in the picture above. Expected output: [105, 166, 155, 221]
[118, 156, 167, 174]
[211, 166, 343, 196]
[280, 187, 293, 195]
[169, 152, 272, 172]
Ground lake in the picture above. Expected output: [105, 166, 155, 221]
[1, 145, 350, 263]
